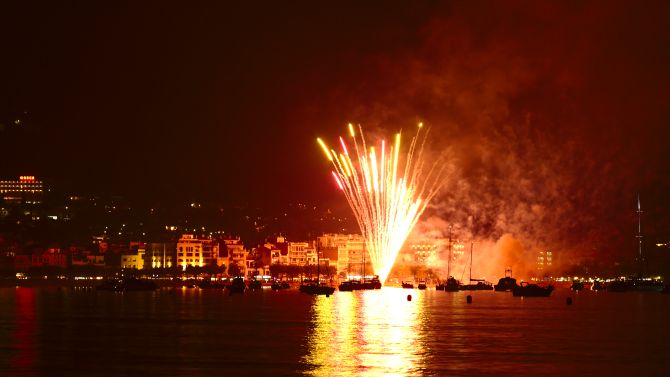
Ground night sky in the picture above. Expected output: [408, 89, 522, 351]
[2, 1, 670, 264]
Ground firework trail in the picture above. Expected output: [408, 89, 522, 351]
[317, 123, 447, 284]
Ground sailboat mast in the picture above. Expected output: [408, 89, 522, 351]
[317, 245, 320, 283]
[637, 194, 645, 274]
[447, 226, 452, 277]
[469, 242, 473, 284]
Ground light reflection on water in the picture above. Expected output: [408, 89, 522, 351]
[304, 288, 428, 376]
[0, 287, 668, 376]
[303, 287, 670, 376]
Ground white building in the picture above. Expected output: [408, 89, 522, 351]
[177, 234, 221, 270]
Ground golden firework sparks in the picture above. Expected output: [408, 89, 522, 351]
[317, 124, 446, 284]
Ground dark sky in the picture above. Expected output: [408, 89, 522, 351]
[2, 1, 670, 262]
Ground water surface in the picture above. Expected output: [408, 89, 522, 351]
[0, 287, 668, 376]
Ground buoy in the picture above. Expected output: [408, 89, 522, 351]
[407, 294, 412, 301]
[566, 297, 573, 305]
[466, 295, 472, 304]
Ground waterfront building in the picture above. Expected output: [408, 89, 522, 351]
[316, 233, 368, 277]
[223, 237, 247, 276]
[146, 242, 175, 269]
[0, 176, 44, 204]
[31, 248, 68, 268]
[177, 234, 222, 270]
[288, 241, 311, 266]
[121, 249, 145, 270]
[249, 246, 272, 277]
[14, 255, 31, 270]
[537, 250, 553, 273]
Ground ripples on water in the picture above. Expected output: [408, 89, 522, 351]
[0, 287, 668, 376]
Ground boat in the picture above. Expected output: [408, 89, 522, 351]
[459, 242, 493, 291]
[460, 280, 493, 291]
[299, 280, 336, 295]
[435, 281, 445, 291]
[606, 278, 630, 292]
[96, 278, 158, 292]
[570, 280, 584, 291]
[417, 281, 427, 290]
[248, 279, 262, 290]
[401, 281, 414, 289]
[444, 276, 461, 292]
[299, 248, 335, 296]
[338, 280, 359, 291]
[359, 275, 382, 290]
[228, 277, 246, 294]
[624, 196, 665, 291]
[512, 281, 554, 297]
[494, 268, 517, 292]
[591, 280, 606, 291]
[630, 276, 664, 292]
[271, 280, 290, 290]
[444, 227, 461, 292]
[198, 279, 226, 289]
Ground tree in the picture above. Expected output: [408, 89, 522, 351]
[228, 263, 242, 277]
[202, 263, 226, 277]
[269, 264, 286, 279]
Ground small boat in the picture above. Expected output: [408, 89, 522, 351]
[444, 229, 459, 292]
[271, 280, 290, 290]
[512, 281, 554, 297]
[401, 281, 414, 289]
[630, 276, 664, 292]
[459, 243, 493, 291]
[444, 276, 461, 292]
[606, 279, 630, 292]
[435, 281, 445, 291]
[248, 279, 262, 290]
[299, 245, 335, 296]
[338, 280, 360, 292]
[494, 269, 517, 292]
[460, 280, 493, 291]
[228, 277, 246, 294]
[299, 279, 335, 296]
[417, 281, 427, 290]
[96, 278, 158, 292]
[570, 280, 584, 291]
[198, 280, 226, 289]
[591, 280, 606, 291]
[358, 276, 382, 290]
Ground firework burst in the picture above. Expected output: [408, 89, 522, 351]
[317, 123, 447, 284]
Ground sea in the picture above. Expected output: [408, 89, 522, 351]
[0, 286, 668, 377]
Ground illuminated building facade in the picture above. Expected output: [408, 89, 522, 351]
[146, 242, 175, 268]
[0, 175, 44, 204]
[537, 250, 553, 272]
[316, 233, 368, 276]
[121, 250, 145, 269]
[287, 241, 317, 266]
[223, 237, 247, 276]
[400, 238, 465, 267]
[177, 234, 222, 270]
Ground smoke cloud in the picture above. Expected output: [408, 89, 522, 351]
[299, 1, 670, 277]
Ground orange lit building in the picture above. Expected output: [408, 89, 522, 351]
[222, 237, 247, 276]
[177, 234, 222, 270]
[0, 176, 44, 204]
[316, 233, 367, 277]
